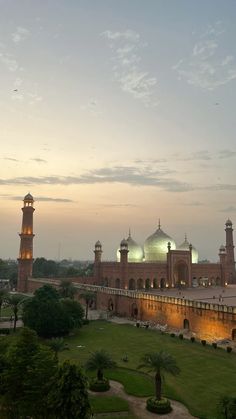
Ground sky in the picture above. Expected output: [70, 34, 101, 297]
[0, 0, 236, 262]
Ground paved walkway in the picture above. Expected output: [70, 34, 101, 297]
[90, 380, 196, 419]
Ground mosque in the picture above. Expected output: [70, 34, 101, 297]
[93, 219, 236, 290]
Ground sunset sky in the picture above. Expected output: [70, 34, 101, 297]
[1, 0, 236, 261]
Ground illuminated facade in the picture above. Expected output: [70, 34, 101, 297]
[93, 220, 236, 289]
[17, 193, 35, 293]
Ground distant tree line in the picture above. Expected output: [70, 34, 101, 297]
[32, 257, 94, 278]
[0, 259, 17, 289]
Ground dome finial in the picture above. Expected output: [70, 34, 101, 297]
[158, 218, 161, 229]
[128, 228, 131, 238]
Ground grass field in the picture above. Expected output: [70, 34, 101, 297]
[59, 320, 236, 419]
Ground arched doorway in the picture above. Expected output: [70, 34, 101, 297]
[108, 298, 114, 311]
[160, 278, 166, 289]
[174, 262, 189, 287]
[183, 319, 190, 330]
[115, 278, 120, 288]
[153, 278, 158, 289]
[232, 329, 236, 340]
[137, 278, 144, 289]
[145, 278, 150, 290]
[129, 278, 136, 290]
[131, 303, 138, 319]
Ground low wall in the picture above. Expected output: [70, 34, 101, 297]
[27, 278, 236, 341]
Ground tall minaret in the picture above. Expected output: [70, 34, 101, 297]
[225, 219, 235, 267]
[17, 193, 35, 293]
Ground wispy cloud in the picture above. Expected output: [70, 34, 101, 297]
[12, 27, 30, 44]
[30, 158, 47, 164]
[173, 22, 236, 90]
[80, 98, 102, 116]
[11, 196, 74, 203]
[217, 149, 236, 159]
[101, 29, 158, 107]
[2, 157, 19, 162]
[220, 206, 236, 212]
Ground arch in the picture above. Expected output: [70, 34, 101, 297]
[215, 276, 221, 286]
[153, 278, 158, 289]
[103, 278, 108, 287]
[160, 278, 166, 289]
[129, 278, 136, 290]
[108, 298, 114, 311]
[174, 261, 189, 287]
[192, 276, 198, 287]
[115, 278, 120, 289]
[183, 319, 190, 330]
[137, 278, 144, 289]
[145, 278, 150, 290]
[131, 303, 138, 319]
[232, 329, 236, 341]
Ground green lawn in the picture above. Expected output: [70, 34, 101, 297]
[89, 395, 129, 413]
[60, 320, 236, 419]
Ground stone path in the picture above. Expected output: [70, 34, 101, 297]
[90, 380, 196, 419]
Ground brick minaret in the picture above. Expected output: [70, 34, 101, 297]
[119, 239, 129, 289]
[94, 241, 102, 284]
[225, 219, 235, 266]
[17, 193, 35, 293]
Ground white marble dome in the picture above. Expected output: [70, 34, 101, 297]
[144, 223, 176, 262]
[178, 235, 198, 263]
[117, 232, 143, 262]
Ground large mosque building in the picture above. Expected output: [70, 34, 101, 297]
[93, 219, 235, 290]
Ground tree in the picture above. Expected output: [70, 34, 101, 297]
[4, 293, 26, 331]
[85, 349, 116, 381]
[0, 327, 57, 418]
[49, 361, 91, 419]
[138, 351, 180, 401]
[0, 288, 7, 318]
[48, 337, 68, 361]
[79, 291, 96, 320]
[218, 395, 236, 419]
[61, 298, 84, 328]
[22, 285, 83, 338]
[59, 278, 76, 299]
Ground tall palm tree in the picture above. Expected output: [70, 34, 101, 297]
[138, 351, 180, 401]
[85, 349, 116, 381]
[58, 279, 76, 299]
[79, 291, 95, 320]
[4, 293, 26, 332]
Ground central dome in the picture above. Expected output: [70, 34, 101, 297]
[144, 222, 176, 262]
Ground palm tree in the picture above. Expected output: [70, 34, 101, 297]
[58, 279, 76, 299]
[79, 291, 95, 320]
[138, 351, 180, 401]
[0, 288, 7, 318]
[85, 349, 116, 381]
[48, 337, 68, 361]
[4, 293, 26, 332]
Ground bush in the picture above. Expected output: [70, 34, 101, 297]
[89, 378, 110, 392]
[0, 328, 10, 335]
[212, 342, 217, 349]
[179, 333, 184, 340]
[227, 346, 232, 353]
[190, 336, 195, 342]
[83, 319, 89, 325]
[170, 333, 175, 338]
[146, 397, 172, 414]
[201, 339, 206, 346]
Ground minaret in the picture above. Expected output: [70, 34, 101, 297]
[17, 193, 35, 293]
[225, 219, 235, 266]
[94, 241, 102, 284]
[119, 239, 129, 289]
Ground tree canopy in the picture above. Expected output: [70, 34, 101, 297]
[22, 284, 84, 337]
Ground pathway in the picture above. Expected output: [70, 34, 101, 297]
[90, 380, 196, 419]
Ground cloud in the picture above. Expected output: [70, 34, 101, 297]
[217, 149, 236, 159]
[11, 196, 74, 203]
[101, 203, 139, 208]
[173, 22, 236, 90]
[0, 52, 19, 72]
[220, 206, 236, 212]
[30, 158, 47, 164]
[173, 150, 212, 161]
[12, 27, 30, 44]
[80, 98, 102, 115]
[2, 157, 19, 162]
[183, 201, 203, 207]
[101, 29, 158, 107]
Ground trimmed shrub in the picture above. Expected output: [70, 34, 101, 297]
[89, 378, 110, 392]
[227, 346, 232, 353]
[179, 333, 184, 340]
[146, 397, 172, 414]
[190, 336, 195, 343]
[170, 333, 175, 338]
[212, 342, 217, 349]
[201, 339, 207, 346]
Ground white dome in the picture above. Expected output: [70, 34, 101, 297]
[117, 233, 143, 262]
[144, 223, 176, 262]
[178, 235, 198, 263]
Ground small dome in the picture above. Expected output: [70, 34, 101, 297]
[120, 238, 128, 247]
[24, 193, 34, 201]
[117, 232, 143, 262]
[226, 219, 232, 226]
[95, 240, 102, 249]
[219, 244, 226, 253]
[178, 235, 198, 263]
[144, 222, 176, 262]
